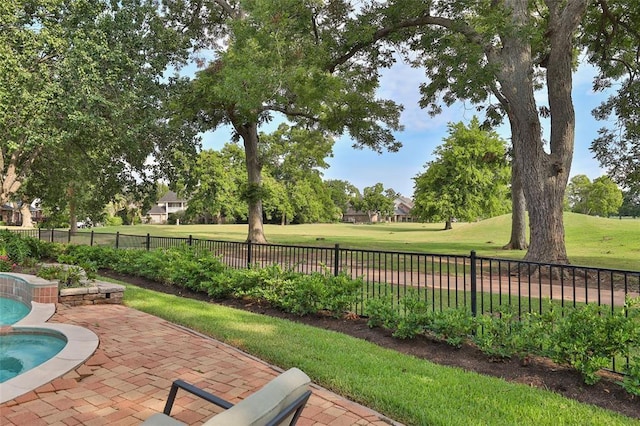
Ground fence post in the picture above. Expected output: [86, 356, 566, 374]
[146, 233, 151, 251]
[115, 232, 120, 249]
[247, 240, 252, 269]
[90, 231, 94, 247]
[68, 229, 71, 243]
[470, 250, 477, 317]
[188, 235, 193, 246]
[38, 228, 42, 241]
[334, 244, 340, 276]
[50, 228, 53, 243]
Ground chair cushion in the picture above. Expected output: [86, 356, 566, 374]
[203, 368, 311, 426]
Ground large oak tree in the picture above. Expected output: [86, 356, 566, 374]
[1, 0, 197, 229]
[174, 0, 404, 242]
[348, 0, 588, 263]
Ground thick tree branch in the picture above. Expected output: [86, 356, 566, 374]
[328, 14, 489, 73]
[213, 0, 240, 19]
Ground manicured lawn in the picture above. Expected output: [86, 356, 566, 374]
[120, 281, 639, 426]
[89, 212, 639, 270]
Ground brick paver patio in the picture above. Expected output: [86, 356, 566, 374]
[1, 304, 400, 425]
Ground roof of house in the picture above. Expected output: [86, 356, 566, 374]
[1, 202, 42, 212]
[396, 196, 414, 207]
[147, 205, 166, 215]
[157, 191, 187, 203]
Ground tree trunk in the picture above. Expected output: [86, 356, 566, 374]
[444, 217, 452, 230]
[19, 197, 34, 228]
[503, 156, 528, 250]
[236, 121, 267, 243]
[1, 163, 23, 205]
[68, 186, 78, 234]
[496, 0, 587, 264]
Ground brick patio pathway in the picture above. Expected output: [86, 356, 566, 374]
[1, 304, 400, 426]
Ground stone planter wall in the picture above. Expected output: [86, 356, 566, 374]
[58, 281, 125, 306]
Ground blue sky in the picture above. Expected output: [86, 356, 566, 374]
[201, 60, 610, 198]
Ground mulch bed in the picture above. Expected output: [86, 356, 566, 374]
[96, 269, 640, 419]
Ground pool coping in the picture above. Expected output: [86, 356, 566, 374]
[0, 301, 99, 404]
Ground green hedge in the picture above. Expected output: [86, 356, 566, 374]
[54, 243, 364, 317]
[365, 290, 640, 392]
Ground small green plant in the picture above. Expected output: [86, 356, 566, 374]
[364, 296, 399, 329]
[393, 292, 431, 339]
[473, 307, 525, 359]
[0, 254, 15, 272]
[0, 230, 34, 265]
[37, 265, 65, 280]
[37, 265, 90, 288]
[547, 303, 639, 385]
[59, 266, 86, 287]
[620, 356, 640, 396]
[320, 272, 362, 316]
[427, 308, 475, 348]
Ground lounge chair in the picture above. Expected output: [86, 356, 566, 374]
[141, 367, 312, 426]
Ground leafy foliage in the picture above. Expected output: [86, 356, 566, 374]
[546, 302, 640, 385]
[620, 356, 640, 397]
[582, 1, 640, 196]
[473, 307, 527, 359]
[55, 244, 364, 317]
[0, 230, 38, 264]
[174, 0, 405, 241]
[1, 0, 197, 227]
[364, 296, 400, 329]
[412, 117, 510, 227]
[361, 291, 640, 387]
[566, 175, 623, 216]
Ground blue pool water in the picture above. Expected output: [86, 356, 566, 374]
[0, 297, 30, 326]
[0, 332, 67, 383]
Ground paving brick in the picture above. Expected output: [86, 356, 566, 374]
[4, 304, 402, 426]
[52, 378, 78, 391]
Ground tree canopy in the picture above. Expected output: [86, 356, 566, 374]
[413, 117, 511, 229]
[566, 175, 623, 217]
[174, 0, 404, 242]
[260, 124, 337, 224]
[1, 0, 197, 228]
[582, 1, 640, 197]
[339, 0, 592, 263]
[350, 183, 396, 223]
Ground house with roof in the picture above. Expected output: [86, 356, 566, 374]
[145, 191, 188, 224]
[391, 196, 415, 222]
[0, 201, 43, 226]
[341, 196, 415, 223]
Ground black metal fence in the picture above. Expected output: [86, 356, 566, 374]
[10, 228, 640, 317]
[6, 227, 640, 374]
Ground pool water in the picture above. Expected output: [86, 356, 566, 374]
[0, 297, 30, 326]
[0, 332, 67, 383]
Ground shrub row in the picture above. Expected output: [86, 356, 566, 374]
[53, 243, 364, 318]
[365, 291, 640, 392]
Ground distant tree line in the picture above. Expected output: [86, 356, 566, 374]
[566, 175, 638, 218]
[169, 131, 400, 225]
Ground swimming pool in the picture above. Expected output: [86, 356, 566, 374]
[0, 274, 100, 403]
[0, 297, 31, 325]
[0, 330, 67, 383]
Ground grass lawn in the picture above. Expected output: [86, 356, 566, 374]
[89, 212, 639, 270]
[120, 281, 639, 426]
